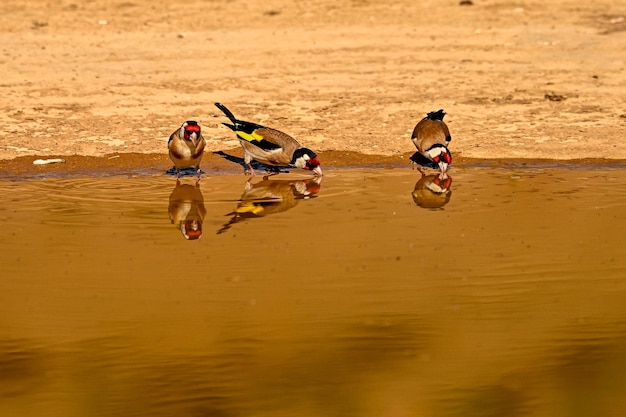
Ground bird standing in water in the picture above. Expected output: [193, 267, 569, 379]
[411, 109, 452, 175]
[168, 120, 206, 178]
[215, 102, 323, 177]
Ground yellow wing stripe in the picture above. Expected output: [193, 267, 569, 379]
[236, 203, 264, 215]
[236, 130, 264, 142]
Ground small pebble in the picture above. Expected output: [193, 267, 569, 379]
[33, 158, 66, 165]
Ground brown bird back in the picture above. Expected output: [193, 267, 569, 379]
[411, 119, 451, 154]
[241, 127, 301, 166]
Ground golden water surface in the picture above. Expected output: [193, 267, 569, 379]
[1, 168, 625, 417]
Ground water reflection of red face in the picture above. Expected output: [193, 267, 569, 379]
[304, 180, 321, 195]
[184, 220, 202, 240]
[433, 175, 453, 190]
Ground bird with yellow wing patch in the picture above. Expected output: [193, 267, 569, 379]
[215, 102, 323, 177]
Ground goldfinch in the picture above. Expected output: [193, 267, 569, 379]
[411, 109, 452, 174]
[168, 180, 207, 240]
[411, 173, 453, 209]
[168, 120, 206, 178]
[215, 102, 323, 177]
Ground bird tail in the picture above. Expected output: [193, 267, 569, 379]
[215, 102, 238, 124]
[214, 102, 265, 136]
[426, 109, 446, 121]
[215, 102, 244, 132]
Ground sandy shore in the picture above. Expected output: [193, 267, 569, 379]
[1, 0, 625, 170]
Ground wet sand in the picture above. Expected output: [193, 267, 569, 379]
[3, 150, 626, 181]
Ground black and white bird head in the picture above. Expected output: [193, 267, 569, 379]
[425, 144, 452, 174]
[291, 148, 323, 176]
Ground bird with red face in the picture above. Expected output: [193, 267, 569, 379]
[215, 102, 323, 177]
[168, 120, 206, 178]
[411, 109, 452, 174]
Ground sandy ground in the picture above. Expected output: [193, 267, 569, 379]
[0, 0, 625, 173]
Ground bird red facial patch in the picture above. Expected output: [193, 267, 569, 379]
[442, 151, 452, 164]
[184, 124, 201, 140]
[306, 156, 321, 169]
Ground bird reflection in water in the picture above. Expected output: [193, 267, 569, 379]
[168, 180, 207, 240]
[218, 176, 322, 234]
[412, 172, 453, 209]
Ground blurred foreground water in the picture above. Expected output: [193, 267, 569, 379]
[1, 168, 625, 417]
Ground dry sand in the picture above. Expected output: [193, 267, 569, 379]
[1, 0, 625, 175]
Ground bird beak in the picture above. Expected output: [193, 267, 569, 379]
[438, 161, 449, 174]
[312, 166, 323, 177]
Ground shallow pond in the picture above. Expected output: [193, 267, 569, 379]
[1, 167, 625, 417]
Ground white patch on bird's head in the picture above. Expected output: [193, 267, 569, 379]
[291, 148, 322, 175]
[293, 153, 309, 169]
[426, 145, 446, 160]
[425, 144, 451, 174]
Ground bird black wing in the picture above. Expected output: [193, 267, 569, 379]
[215, 102, 282, 151]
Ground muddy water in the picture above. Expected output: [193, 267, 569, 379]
[1, 168, 625, 417]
